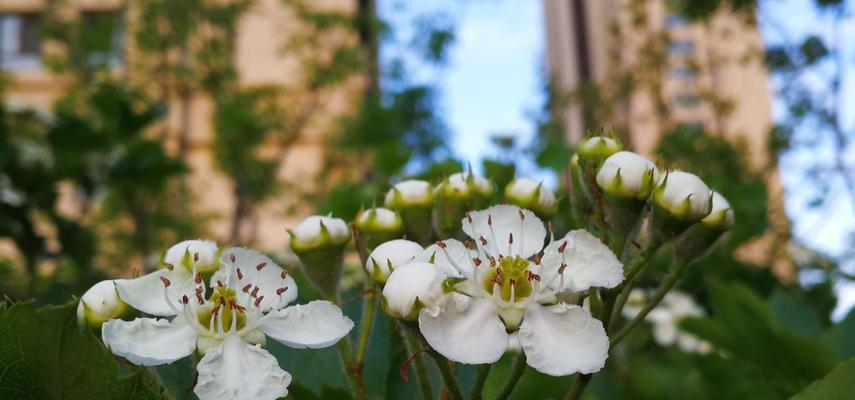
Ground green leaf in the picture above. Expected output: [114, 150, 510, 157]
[0, 301, 167, 400]
[768, 289, 824, 338]
[791, 357, 855, 400]
[823, 309, 855, 359]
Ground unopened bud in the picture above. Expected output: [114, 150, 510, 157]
[385, 180, 435, 245]
[674, 192, 734, 260]
[162, 239, 220, 274]
[577, 135, 623, 164]
[382, 261, 445, 320]
[433, 172, 494, 237]
[354, 207, 404, 250]
[701, 192, 734, 230]
[77, 280, 134, 329]
[366, 239, 424, 283]
[596, 151, 659, 200]
[504, 178, 557, 218]
[654, 171, 712, 221]
[289, 215, 350, 298]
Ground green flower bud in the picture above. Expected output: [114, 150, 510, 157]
[77, 280, 135, 329]
[596, 151, 659, 200]
[577, 135, 624, 164]
[354, 207, 404, 250]
[289, 215, 350, 298]
[433, 172, 494, 237]
[650, 171, 713, 244]
[504, 178, 557, 218]
[385, 180, 434, 245]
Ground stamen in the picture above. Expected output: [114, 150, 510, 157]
[217, 280, 224, 288]
[518, 209, 525, 220]
[533, 254, 542, 265]
[488, 256, 497, 267]
[466, 212, 473, 224]
[435, 240, 447, 249]
[182, 295, 189, 304]
[281, 270, 289, 279]
[558, 241, 568, 253]
[242, 284, 252, 293]
[276, 287, 288, 295]
[160, 276, 171, 287]
[237, 268, 243, 280]
[251, 286, 260, 298]
[230, 253, 236, 263]
[479, 236, 488, 246]
[509, 280, 516, 303]
[164, 263, 174, 271]
[194, 252, 200, 262]
[472, 258, 482, 267]
[256, 262, 267, 271]
[216, 305, 224, 334]
[508, 233, 514, 255]
[464, 240, 476, 250]
[196, 293, 205, 305]
[527, 271, 541, 282]
[254, 296, 264, 308]
[195, 273, 203, 284]
[559, 262, 567, 274]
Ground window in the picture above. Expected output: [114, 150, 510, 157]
[0, 12, 42, 71]
[668, 40, 694, 56]
[80, 10, 125, 67]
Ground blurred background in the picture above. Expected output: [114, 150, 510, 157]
[1, 0, 854, 398]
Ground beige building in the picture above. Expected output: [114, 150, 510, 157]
[1, 0, 361, 257]
[543, 0, 792, 278]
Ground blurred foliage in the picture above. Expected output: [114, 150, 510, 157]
[0, 301, 167, 399]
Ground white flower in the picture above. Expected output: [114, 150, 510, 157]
[290, 215, 350, 250]
[596, 151, 659, 199]
[504, 178, 557, 216]
[654, 171, 712, 220]
[102, 247, 354, 400]
[622, 289, 712, 354]
[405, 204, 623, 376]
[116, 239, 220, 316]
[385, 180, 432, 208]
[382, 262, 447, 319]
[701, 192, 734, 230]
[365, 239, 424, 282]
[77, 279, 132, 328]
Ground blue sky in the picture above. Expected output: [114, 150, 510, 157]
[381, 0, 855, 317]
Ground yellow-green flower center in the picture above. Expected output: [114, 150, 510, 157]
[197, 287, 247, 331]
[483, 256, 533, 302]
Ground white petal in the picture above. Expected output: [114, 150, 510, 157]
[260, 300, 354, 349]
[78, 279, 126, 326]
[215, 247, 298, 312]
[462, 205, 546, 258]
[115, 268, 195, 316]
[365, 239, 423, 279]
[102, 317, 196, 366]
[194, 335, 291, 400]
[419, 296, 508, 364]
[518, 303, 609, 376]
[382, 262, 446, 319]
[541, 230, 623, 292]
[414, 239, 472, 277]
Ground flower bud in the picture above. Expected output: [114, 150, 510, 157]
[653, 171, 712, 221]
[385, 180, 434, 245]
[674, 192, 734, 260]
[77, 280, 134, 329]
[365, 239, 424, 283]
[577, 136, 623, 164]
[354, 207, 404, 250]
[290, 215, 351, 251]
[596, 151, 658, 200]
[382, 261, 445, 320]
[162, 239, 220, 274]
[289, 215, 351, 298]
[433, 172, 493, 237]
[504, 178, 557, 218]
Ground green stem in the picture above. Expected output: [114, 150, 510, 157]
[471, 363, 492, 400]
[563, 373, 592, 400]
[354, 288, 377, 364]
[428, 350, 464, 400]
[402, 328, 433, 400]
[494, 353, 526, 400]
[610, 258, 689, 346]
[337, 337, 368, 400]
[605, 240, 663, 330]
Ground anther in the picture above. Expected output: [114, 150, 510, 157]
[276, 287, 288, 295]
[527, 271, 541, 282]
[160, 276, 171, 287]
[472, 258, 482, 267]
[254, 296, 264, 307]
[237, 268, 243, 280]
[548, 221, 556, 236]
[518, 209, 525, 220]
[436, 241, 447, 249]
[466, 213, 473, 223]
[256, 262, 267, 271]
[194, 252, 199, 262]
[182, 295, 189, 304]
[281, 270, 289, 279]
[164, 263, 174, 271]
[196, 287, 203, 294]
[251, 286, 260, 298]
[217, 280, 224, 288]
[230, 254, 236, 263]
[196, 293, 204, 304]
[559, 263, 567, 274]
[195, 273, 202, 284]
[558, 241, 568, 253]
[508, 233, 514, 244]
[533, 254, 542, 265]
[464, 240, 476, 250]
[487, 214, 493, 226]
[242, 284, 252, 293]
[489, 256, 497, 267]
[479, 236, 488, 246]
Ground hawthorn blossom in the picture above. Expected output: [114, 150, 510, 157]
[102, 246, 353, 400]
[654, 171, 712, 220]
[391, 204, 624, 376]
[623, 289, 712, 354]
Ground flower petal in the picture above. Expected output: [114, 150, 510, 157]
[382, 262, 446, 319]
[214, 247, 298, 312]
[518, 303, 609, 376]
[260, 300, 354, 349]
[365, 239, 423, 280]
[194, 335, 291, 400]
[115, 268, 195, 316]
[419, 296, 508, 364]
[462, 205, 546, 258]
[102, 317, 196, 366]
[540, 230, 623, 292]
[164, 239, 220, 273]
[414, 239, 472, 277]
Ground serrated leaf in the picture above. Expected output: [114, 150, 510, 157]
[791, 357, 855, 400]
[0, 301, 167, 400]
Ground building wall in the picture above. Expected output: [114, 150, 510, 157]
[1, 0, 363, 254]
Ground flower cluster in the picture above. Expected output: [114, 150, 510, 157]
[623, 289, 712, 353]
[88, 240, 353, 400]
